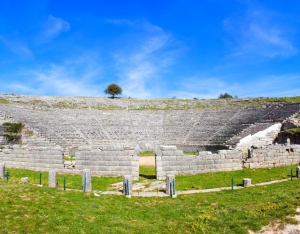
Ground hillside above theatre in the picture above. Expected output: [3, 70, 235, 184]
[1, 94, 300, 110]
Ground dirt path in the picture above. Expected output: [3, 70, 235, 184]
[139, 156, 155, 166]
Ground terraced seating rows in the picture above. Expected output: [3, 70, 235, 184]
[1, 96, 300, 153]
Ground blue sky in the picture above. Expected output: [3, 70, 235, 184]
[1, 0, 300, 99]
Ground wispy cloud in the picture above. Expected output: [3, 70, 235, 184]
[0, 35, 33, 58]
[112, 20, 184, 98]
[174, 76, 238, 99]
[240, 74, 300, 97]
[172, 72, 300, 99]
[2, 54, 103, 96]
[224, 8, 298, 58]
[38, 15, 70, 43]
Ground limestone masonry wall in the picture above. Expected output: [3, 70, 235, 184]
[75, 145, 139, 180]
[0, 127, 64, 171]
[0, 128, 64, 171]
[248, 144, 300, 168]
[155, 144, 300, 179]
[155, 146, 243, 179]
[0, 145, 64, 171]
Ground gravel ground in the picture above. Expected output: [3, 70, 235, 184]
[249, 207, 300, 234]
[139, 156, 155, 166]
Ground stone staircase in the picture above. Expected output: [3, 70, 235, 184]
[226, 122, 275, 147]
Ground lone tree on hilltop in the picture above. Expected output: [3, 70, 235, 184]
[104, 83, 122, 98]
[219, 93, 233, 99]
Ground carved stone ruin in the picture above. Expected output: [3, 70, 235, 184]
[0, 163, 4, 178]
[48, 170, 57, 188]
[297, 166, 300, 178]
[166, 174, 177, 198]
[82, 169, 92, 192]
[243, 178, 252, 187]
[21, 177, 28, 183]
[123, 175, 133, 198]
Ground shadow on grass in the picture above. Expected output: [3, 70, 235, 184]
[139, 174, 156, 180]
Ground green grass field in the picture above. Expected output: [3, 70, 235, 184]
[1, 166, 300, 233]
[139, 151, 155, 157]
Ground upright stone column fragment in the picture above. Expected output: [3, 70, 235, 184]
[0, 163, 5, 179]
[243, 178, 252, 187]
[296, 166, 300, 178]
[123, 175, 133, 198]
[48, 170, 57, 188]
[82, 169, 92, 192]
[166, 174, 177, 198]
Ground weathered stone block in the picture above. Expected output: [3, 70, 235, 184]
[160, 146, 177, 151]
[296, 166, 300, 178]
[123, 175, 133, 198]
[82, 169, 92, 192]
[166, 174, 176, 197]
[243, 178, 252, 187]
[21, 177, 28, 183]
[0, 163, 5, 178]
[48, 170, 57, 188]
[78, 146, 92, 151]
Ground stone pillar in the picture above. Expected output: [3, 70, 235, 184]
[123, 175, 133, 198]
[296, 167, 300, 178]
[243, 178, 252, 187]
[166, 174, 177, 198]
[286, 138, 290, 146]
[21, 177, 28, 183]
[48, 170, 57, 188]
[82, 169, 92, 192]
[0, 163, 5, 179]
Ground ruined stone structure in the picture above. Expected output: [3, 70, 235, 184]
[155, 144, 300, 179]
[0, 94, 300, 179]
[75, 145, 139, 180]
[0, 127, 64, 171]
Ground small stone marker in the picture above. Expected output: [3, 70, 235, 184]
[0, 163, 5, 178]
[82, 169, 92, 192]
[48, 170, 57, 188]
[296, 166, 300, 178]
[123, 175, 133, 198]
[166, 174, 177, 198]
[243, 178, 252, 187]
[21, 177, 28, 183]
[287, 138, 290, 146]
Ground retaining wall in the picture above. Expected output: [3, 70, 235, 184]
[155, 144, 300, 179]
[75, 145, 139, 180]
[0, 145, 64, 171]
[155, 145, 243, 179]
[247, 144, 300, 168]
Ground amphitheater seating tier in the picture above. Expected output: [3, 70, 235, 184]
[1, 95, 300, 152]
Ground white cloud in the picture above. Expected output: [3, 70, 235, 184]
[224, 8, 298, 58]
[172, 73, 300, 99]
[173, 76, 238, 99]
[2, 55, 104, 96]
[112, 21, 184, 98]
[239, 74, 300, 97]
[39, 15, 70, 43]
[0, 35, 33, 58]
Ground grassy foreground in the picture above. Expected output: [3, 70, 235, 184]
[139, 165, 298, 190]
[1, 178, 300, 233]
[1, 166, 300, 233]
